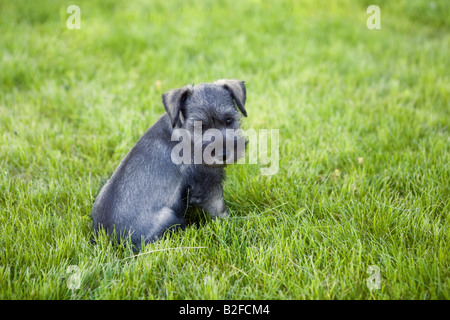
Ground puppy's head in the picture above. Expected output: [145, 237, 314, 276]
[163, 79, 247, 166]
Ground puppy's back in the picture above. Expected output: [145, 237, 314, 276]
[91, 114, 186, 245]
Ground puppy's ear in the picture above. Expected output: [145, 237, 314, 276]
[214, 79, 247, 117]
[162, 84, 193, 127]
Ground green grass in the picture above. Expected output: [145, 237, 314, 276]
[0, 0, 449, 299]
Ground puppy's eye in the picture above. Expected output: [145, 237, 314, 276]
[225, 118, 233, 126]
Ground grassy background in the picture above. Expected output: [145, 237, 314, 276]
[0, 0, 449, 299]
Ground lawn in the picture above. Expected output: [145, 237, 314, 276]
[0, 0, 449, 299]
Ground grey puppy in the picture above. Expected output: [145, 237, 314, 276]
[91, 79, 247, 249]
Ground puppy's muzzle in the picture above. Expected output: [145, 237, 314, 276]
[204, 134, 247, 166]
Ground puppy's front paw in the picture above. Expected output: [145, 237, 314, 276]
[211, 209, 229, 219]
